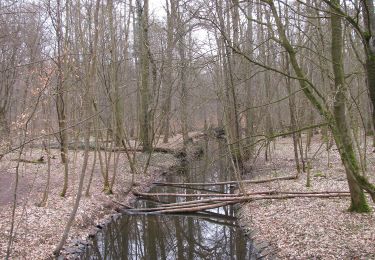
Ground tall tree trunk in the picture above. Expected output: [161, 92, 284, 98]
[284, 55, 301, 175]
[363, 0, 375, 146]
[162, 0, 176, 143]
[177, 6, 189, 146]
[227, 0, 243, 167]
[55, 0, 69, 197]
[108, 0, 124, 146]
[138, 0, 151, 151]
[244, 0, 254, 160]
[279, 1, 301, 174]
[330, 0, 370, 212]
[216, 0, 243, 167]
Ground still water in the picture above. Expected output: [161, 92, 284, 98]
[83, 139, 259, 259]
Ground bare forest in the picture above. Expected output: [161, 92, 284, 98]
[1, 0, 375, 259]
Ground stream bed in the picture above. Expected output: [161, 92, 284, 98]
[82, 138, 260, 259]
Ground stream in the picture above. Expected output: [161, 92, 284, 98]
[82, 138, 260, 259]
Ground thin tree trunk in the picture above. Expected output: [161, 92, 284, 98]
[55, 0, 69, 197]
[53, 117, 91, 255]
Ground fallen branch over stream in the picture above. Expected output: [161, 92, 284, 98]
[150, 202, 232, 214]
[133, 190, 350, 198]
[129, 191, 351, 214]
[132, 190, 277, 198]
[153, 175, 298, 187]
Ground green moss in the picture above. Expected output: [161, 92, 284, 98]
[314, 171, 326, 178]
[356, 174, 375, 190]
[103, 186, 113, 195]
[343, 145, 360, 173]
[366, 129, 374, 136]
[364, 31, 371, 41]
[348, 192, 371, 213]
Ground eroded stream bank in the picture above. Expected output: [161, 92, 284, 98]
[81, 138, 261, 259]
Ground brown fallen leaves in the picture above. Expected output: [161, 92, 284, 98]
[0, 149, 178, 259]
[238, 135, 375, 259]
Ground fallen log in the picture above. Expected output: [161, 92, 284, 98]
[276, 191, 350, 195]
[133, 190, 277, 198]
[133, 190, 349, 198]
[129, 192, 351, 214]
[131, 195, 246, 211]
[134, 191, 351, 209]
[153, 175, 298, 187]
[150, 201, 232, 214]
[241, 193, 351, 201]
[38, 142, 177, 154]
[127, 201, 212, 213]
[11, 157, 46, 164]
[162, 184, 223, 193]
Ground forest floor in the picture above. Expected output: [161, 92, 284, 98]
[238, 134, 375, 259]
[0, 132, 202, 259]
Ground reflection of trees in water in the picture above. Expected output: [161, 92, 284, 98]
[84, 140, 257, 259]
[85, 209, 254, 259]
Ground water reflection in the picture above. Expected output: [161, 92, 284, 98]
[83, 139, 259, 259]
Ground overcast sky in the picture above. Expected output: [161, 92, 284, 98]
[149, 0, 166, 20]
[148, 0, 213, 57]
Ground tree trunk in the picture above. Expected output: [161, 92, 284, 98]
[176, 4, 190, 146]
[55, 0, 69, 197]
[138, 0, 151, 152]
[284, 57, 301, 175]
[330, 0, 369, 212]
[108, 0, 124, 146]
[362, 0, 375, 146]
[0, 110, 9, 144]
[244, 0, 254, 160]
[216, 0, 243, 167]
[161, 0, 175, 143]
